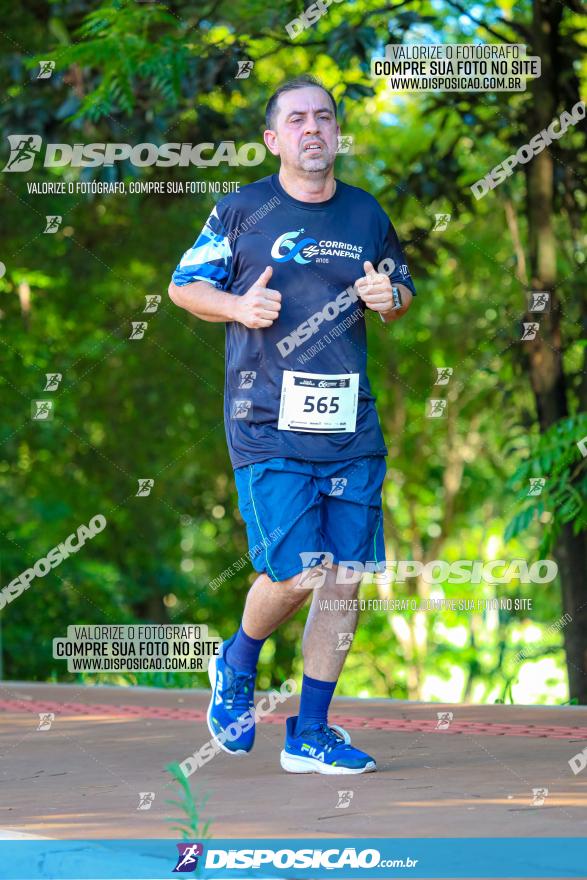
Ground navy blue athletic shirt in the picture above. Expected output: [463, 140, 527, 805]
[171, 173, 416, 469]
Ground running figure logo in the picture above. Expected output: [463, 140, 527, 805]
[434, 368, 453, 386]
[527, 478, 546, 497]
[329, 477, 347, 496]
[37, 712, 55, 731]
[528, 291, 550, 313]
[3, 135, 42, 172]
[521, 322, 539, 341]
[235, 60, 254, 79]
[173, 842, 204, 872]
[129, 321, 148, 340]
[297, 551, 333, 590]
[137, 792, 155, 810]
[336, 789, 354, 808]
[232, 400, 252, 419]
[37, 60, 55, 79]
[144, 295, 161, 313]
[300, 551, 333, 570]
[44, 215, 62, 233]
[427, 399, 447, 418]
[239, 371, 256, 389]
[436, 711, 453, 730]
[336, 633, 354, 651]
[32, 400, 53, 420]
[433, 213, 451, 231]
[531, 787, 548, 806]
[44, 373, 62, 391]
[336, 135, 354, 154]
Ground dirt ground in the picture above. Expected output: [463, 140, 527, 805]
[1, 681, 586, 843]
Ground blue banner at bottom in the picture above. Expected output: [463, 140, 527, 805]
[0, 838, 585, 880]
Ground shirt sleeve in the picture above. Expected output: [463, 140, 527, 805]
[377, 219, 417, 297]
[171, 206, 232, 289]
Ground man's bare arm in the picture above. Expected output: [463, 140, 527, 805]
[168, 279, 238, 322]
[168, 266, 282, 329]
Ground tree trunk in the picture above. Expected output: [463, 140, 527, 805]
[133, 592, 168, 623]
[525, 0, 587, 701]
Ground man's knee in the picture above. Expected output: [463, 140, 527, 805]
[273, 561, 362, 594]
[256, 568, 321, 604]
[289, 564, 329, 592]
[297, 563, 362, 596]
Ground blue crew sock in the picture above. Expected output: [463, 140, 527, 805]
[225, 624, 265, 674]
[295, 674, 337, 736]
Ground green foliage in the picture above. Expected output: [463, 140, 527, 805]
[164, 762, 212, 839]
[0, 0, 585, 706]
[505, 414, 587, 554]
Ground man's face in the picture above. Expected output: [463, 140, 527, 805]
[264, 86, 340, 175]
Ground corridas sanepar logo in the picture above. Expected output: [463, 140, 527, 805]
[270, 229, 363, 266]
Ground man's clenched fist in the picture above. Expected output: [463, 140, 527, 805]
[355, 260, 412, 320]
[234, 266, 282, 329]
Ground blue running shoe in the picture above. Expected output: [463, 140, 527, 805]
[280, 716, 376, 774]
[207, 636, 256, 755]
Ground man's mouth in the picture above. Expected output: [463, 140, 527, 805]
[303, 142, 324, 153]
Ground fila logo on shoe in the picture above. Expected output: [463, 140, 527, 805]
[301, 743, 325, 761]
[215, 671, 224, 705]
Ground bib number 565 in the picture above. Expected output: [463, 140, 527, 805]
[303, 395, 340, 414]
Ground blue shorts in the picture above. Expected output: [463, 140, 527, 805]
[234, 456, 387, 583]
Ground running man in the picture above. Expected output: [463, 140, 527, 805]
[168, 75, 416, 774]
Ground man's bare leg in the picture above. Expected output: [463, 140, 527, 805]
[233, 562, 362, 678]
[211, 560, 375, 770]
[221, 565, 325, 674]
[279, 564, 376, 773]
[302, 564, 362, 680]
[240, 566, 324, 639]
[207, 566, 324, 754]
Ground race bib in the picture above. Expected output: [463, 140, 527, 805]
[278, 371, 359, 433]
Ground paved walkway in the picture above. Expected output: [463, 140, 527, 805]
[0, 682, 586, 840]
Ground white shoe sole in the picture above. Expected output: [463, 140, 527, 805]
[206, 651, 247, 756]
[280, 750, 376, 775]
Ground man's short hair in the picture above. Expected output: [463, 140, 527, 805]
[265, 76, 337, 130]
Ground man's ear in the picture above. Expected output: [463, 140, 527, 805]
[264, 129, 280, 157]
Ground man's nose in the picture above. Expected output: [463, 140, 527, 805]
[304, 115, 320, 134]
